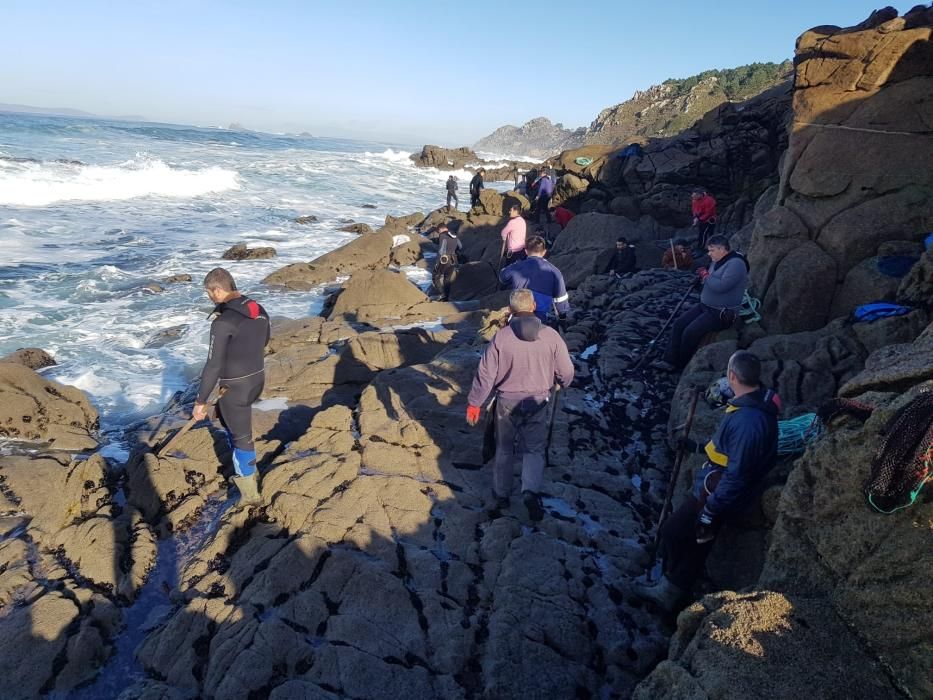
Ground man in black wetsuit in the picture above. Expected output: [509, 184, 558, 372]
[193, 268, 271, 505]
[431, 223, 464, 301]
[469, 168, 485, 208]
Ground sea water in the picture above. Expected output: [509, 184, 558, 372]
[0, 112, 499, 452]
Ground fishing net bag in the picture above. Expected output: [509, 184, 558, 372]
[864, 391, 933, 513]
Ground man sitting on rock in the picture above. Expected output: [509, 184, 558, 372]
[431, 223, 463, 301]
[194, 268, 271, 506]
[500, 235, 570, 324]
[634, 351, 779, 611]
[604, 236, 637, 276]
[465, 289, 575, 521]
[500, 203, 528, 264]
[654, 235, 748, 372]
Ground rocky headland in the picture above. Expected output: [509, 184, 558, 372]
[473, 61, 792, 159]
[0, 7, 931, 700]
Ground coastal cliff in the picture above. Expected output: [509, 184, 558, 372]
[473, 61, 791, 158]
[0, 6, 930, 699]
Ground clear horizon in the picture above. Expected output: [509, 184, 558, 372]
[1, 0, 901, 145]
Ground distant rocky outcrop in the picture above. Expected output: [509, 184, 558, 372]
[474, 117, 586, 159]
[472, 62, 792, 159]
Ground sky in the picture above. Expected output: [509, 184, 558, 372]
[0, 0, 905, 145]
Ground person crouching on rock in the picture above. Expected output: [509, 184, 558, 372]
[660, 240, 693, 271]
[465, 289, 575, 521]
[194, 268, 270, 506]
[654, 235, 748, 372]
[500, 235, 570, 325]
[633, 351, 779, 611]
[431, 223, 463, 301]
[446, 175, 459, 211]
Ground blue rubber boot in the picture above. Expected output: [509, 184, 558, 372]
[232, 448, 257, 477]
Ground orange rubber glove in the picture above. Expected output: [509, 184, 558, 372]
[466, 405, 481, 426]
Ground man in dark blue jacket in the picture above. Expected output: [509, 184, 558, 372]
[634, 351, 779, 611]
[499, 236, 570, 323]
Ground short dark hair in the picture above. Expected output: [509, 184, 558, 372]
[617, 236, 628, 244]
[203, 267, 236, 292]
[707, 235, 730, 250]
[693, 189, 707, 196]
[728, 351, 761, 387]
[525, 235, 547, 255]
[437, 223, 449, 231]
[509, 203, 521, 214]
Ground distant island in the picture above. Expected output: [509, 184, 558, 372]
[0, 102, 148, 122]
[474, 60, 792, 158]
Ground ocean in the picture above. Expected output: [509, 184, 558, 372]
[0, 112, 499, 458]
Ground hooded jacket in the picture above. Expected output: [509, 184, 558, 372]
[446, 178, 458, 193]
[197, 295, 271, 403]
[467, 313, 574, 406]
[694, 387, 780, 519]
[500, 255, 570, 320]
[700, 251, 749, 310]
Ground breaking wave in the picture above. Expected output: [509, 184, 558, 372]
[0, 156, 239, 206]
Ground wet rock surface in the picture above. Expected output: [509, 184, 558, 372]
[0, 363, 99, 450]
[222, 243, 277, 261]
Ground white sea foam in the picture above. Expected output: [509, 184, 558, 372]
[363, 148, 413, 163]
[0, 157, 239, 206]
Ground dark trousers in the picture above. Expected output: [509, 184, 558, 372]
[659, 497, 717, 591]
[493, 396, 551, 497]
[471, 192, 480, 207]
[504, 249, 527, 264]
[664, 303, 733, 369]
[432, 262, 455, 300]
[535, 194, 552, 224]
[217, 372, 264, 451]
[697, 220, 716, 249]
[447, 192, 458, 209]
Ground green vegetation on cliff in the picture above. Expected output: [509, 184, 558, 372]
[663, 61, 793, 100]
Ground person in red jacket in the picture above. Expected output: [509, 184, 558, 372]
[553, 206, 575, 229]
[691, 189, 717, 250]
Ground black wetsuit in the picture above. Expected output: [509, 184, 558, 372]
[197, 295, 271, 451]
[469, 172, 484, 207]
[433, 230, 463, 300]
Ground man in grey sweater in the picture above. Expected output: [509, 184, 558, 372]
[466, 289, 575, 521]
[656, 235, 749, 371]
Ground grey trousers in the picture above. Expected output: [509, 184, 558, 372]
[493, 396, 551, 497]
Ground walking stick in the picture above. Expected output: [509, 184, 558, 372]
[670, 238, 678, 271]
[496, 239, 507, 275]
[545, 384, 561, 468]
[154, 386, 226, 457]
[653, 388, 700, 552]
[631, 279, 699, 370]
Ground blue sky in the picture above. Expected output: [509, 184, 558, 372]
[0, 1, 901, 144]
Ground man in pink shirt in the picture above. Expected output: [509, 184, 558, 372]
[500, 204, 528, 263]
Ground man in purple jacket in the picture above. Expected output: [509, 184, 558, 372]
[466, 289, 575, 521]
[533, 172, 555, 224]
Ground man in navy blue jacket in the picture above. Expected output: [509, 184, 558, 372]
[499, 236, 570, 323]
[634, 350, 779, 611]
